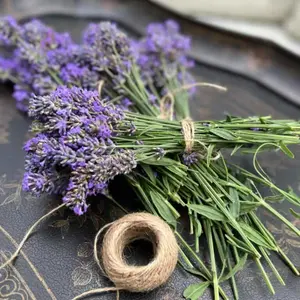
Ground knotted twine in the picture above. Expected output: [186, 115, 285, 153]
[181, 117, 195, 153]
[0, 205, 178, 300]
[159, 82, 227, 155]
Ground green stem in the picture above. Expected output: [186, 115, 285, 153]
[259, 247, 285, 285]
[278, 248, 300, 276]
[205, 221, 219, 300]
[175, 231, 229, 300]
[254, 258, 275, 295]
[47, 69, 63, 85]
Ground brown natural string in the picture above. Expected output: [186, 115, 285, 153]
[73, 212, 179, 300]
[181, 118, 195, 153]
[159, 82, 227, 154]
[159, 93, 175, 120]
[160, 81, 227, 115]
[0, 206, 178, 300]
[0, 203, 66, 270]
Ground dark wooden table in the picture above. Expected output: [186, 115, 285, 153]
[0, 1, 300, 299]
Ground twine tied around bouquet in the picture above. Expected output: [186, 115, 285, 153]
[181, 118, 221, 160]
[181, 118, 195, 153]
[159, 82, 227, 155]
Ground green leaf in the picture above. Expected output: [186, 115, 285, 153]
[240, 201, 261, 214]
[210, 128, 236, 140]
[264, 195, 285, 202]
[229, 188, 240, 218]
[259, 117, 267, 124]
[231, 144, 242, 156]
[206, 144, 215, 167]
[149, 191, 177, 226]
[287, 186, 300, 206]
[162, 176, 170, 192]
[188, 204, 227, 221]
[290, 208, 300, 219]
[193, 218, 202, 237]
[226, 114, 232, 122]
[181, 267, 206, 279]
[239, 222, 275, 250]
[143, 157, 178, 166]
[183, 281, 210, 300]
[279, 141, 294, 158]
[220, 154, 228, 181]
[225, 235, 254, 254]
[220, 254, 248, 282]
[140, 164, 156, 183]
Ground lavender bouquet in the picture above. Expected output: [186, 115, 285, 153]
[24, 85, 300, 215]
[1, 17, 300, 300]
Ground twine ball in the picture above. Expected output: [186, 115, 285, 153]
[101, 213, 178, 292]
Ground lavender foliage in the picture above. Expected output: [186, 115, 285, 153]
[0, 17, 105, 112]
[82, 22, 132, 77]
[24, 86, 137, 214]
[0, 16, 20, 46]
[0, 57, 16, 82]
[132, 20, 195, 93]
[1, 17, 195, 114]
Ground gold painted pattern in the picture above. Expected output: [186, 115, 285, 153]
[0, 226, 57, 300]
[0, 251, 34, 300]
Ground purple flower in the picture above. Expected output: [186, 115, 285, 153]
[155, 147, 166, 159]
[82, 22, 132, 79]
[0, 57, 17, 82]
[132, 20, 195, 93]
[0, 17, 92, 112]
[22, 172, 52, 195]
[182, 152, 199, 166]
[120, 97, 133, 109]
[0, 16, 20, 46]
[23, 86, 137, 214]
[73, 203, 89, 216]
[32, 75, 57, 95]
[148, 94, 157, 105]
[13, 85, 30, 112]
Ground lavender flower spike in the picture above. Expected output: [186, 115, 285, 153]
[24, 86, 137, 215]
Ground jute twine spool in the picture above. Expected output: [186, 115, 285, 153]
[0, 208, 178, 300]
[73, 212, 178, 299]
[101, 213, 178, 292]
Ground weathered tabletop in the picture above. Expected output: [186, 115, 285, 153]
[0, 1, 300, 299]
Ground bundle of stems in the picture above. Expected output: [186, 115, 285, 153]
[119, 64, 300, 300]
[1, 17, 300, 300]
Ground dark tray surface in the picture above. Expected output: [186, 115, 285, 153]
[0, 12, 300, 300]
